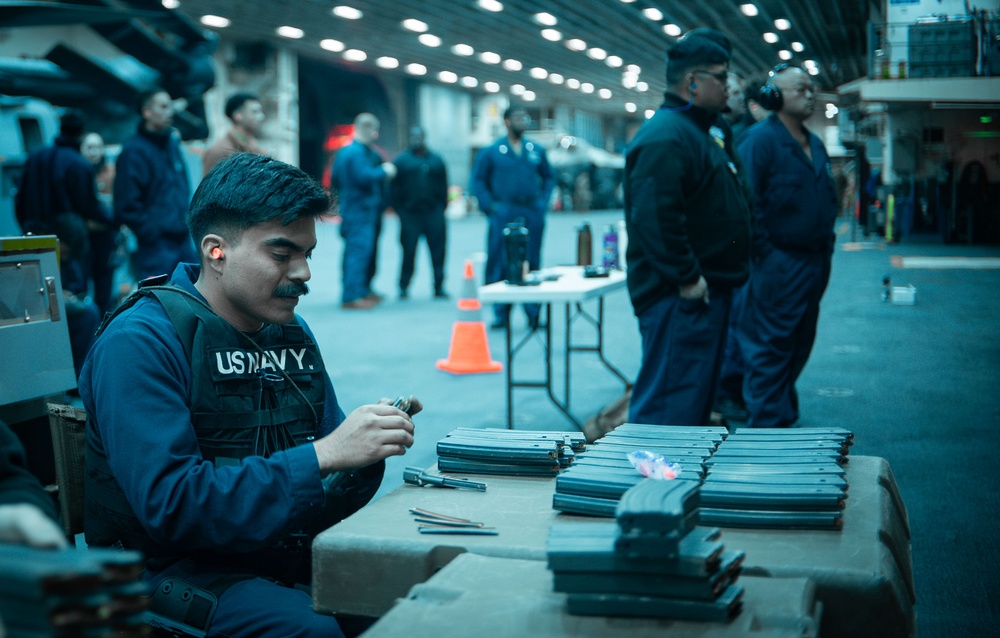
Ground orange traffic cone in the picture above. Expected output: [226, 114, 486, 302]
[436, 260, 502, 374]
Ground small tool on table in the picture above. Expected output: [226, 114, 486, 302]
[403, 466, 488, 492]
[409, 508, 498, 535]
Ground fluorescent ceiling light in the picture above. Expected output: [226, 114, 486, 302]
[625, 102, 637, 113]
[484, 81, 500, 92]
[778, 50, 792, 60]
[418, 34, 442, 47]
[642, 8, 663, 21]
[663, 24, 681, 37]
[541, 29, 562, 42]
[277, 26, 303, 39]
[320, 39, 345, 52]
[480, 51, 501, 64]
[599, 88, 612, 99]
[775, 18, 791, 30]
[792, 42, 805, 52]
[636, 81, 649, 92]
[626, 64, 641, 74]
[332, 6, 363, 20]
[530, 67, 548, 80]
[452, 43, 474, 56]
[807, 66, 820, 75]
[200, 15, 230, 28]
[502, 59, 523, 71]
[606, 55, 623, 68]
[566, 78, 581, 89]
[406, 63, 427, 75]
[439, 71, 458, 83]
[763, 32, 779, 43]
[375, 56, 398, 69]
[534, 12, 557, 26]
[161, 0, 179, 8]
[580, 83, 594, 94]
[478, 0, 503, 12]
[645, 109, 655, 119]
[740, 4, 758, 17]
[566, 38, 587, 51]
[402, 18, 427, 32]
[461, 76, 478, 88]
[587, 47, 607, 61]
[548, 73, 564, 84]
[343, 49, 367, 61]
[510, 84, 525, 95]
[523, 90, 536, 101]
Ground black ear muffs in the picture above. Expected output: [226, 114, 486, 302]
[757, 83, 783, 111]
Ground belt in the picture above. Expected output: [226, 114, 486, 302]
[498, 196, 536, 206]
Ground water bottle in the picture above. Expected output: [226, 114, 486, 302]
[503, 221, 529, 285]
[602, 223, 619, 269]
[576, 222, 592, 266]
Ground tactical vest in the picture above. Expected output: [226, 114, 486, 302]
[85, 282, 329, 564]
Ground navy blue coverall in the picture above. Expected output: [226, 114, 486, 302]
[470, 136, 554, 326]
[736, 114, 838, 428]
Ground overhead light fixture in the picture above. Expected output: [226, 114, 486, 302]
[320, 39, 345, 52]
[530, 67, 548, 80]
[587, 47, 607, 60]
[534, 12, 557, 26]
[541, 28, 562, 42]
[200, 15, 230, 28]
[606, 55, 623, 68]
[774, 18, 791, 30]
[763, 32, 779, 44]
[625, 102, 637, 113]
[161, 0, 179, 8]
[566, 38, 587, 51]
[804, 59, 818, 69]
[740, 4, 758, 17]
[548, 73, 564, 84]
[452, 43, 474, 56]
[439, 71, 458, 83]
[620, 0, 637, 4]
[580, 82, 594, 94]
[626, 64, 641, 74]
[622, 71, 638, 88]
[375, 56, 399, 69]
[645, 109, 655, 119]
[480, 51, 501, 64]
[276, 26, 303, 39]
[461, 76, 479, 88]
[406, 63, 427, 75]
[663, 24, 681, 37]
[807, 66, 820, 76]
[478, 0, 503, 12]
[484, 81, 500, 93]
[778, 50, 792, 60]
[402, 18, 427, 32]
[343, 49, 367, 61]
[332, 5, 363, 20]
[502, 59, 523, 71]
[418, 33, 442, 47]
[826, 104, 839, 119]
[510, 84, 525, 95]
[642, 8, 663, 21]
[792, 42, 805, 52]
[599, 88, 612, 99]
[566, 78, 581, 89]
[636, 81, 649, 92]
[523, 90, 536, 101]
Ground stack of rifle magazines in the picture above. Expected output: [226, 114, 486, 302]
[552, 423, 726, 516]
[547, 479, 746, 622]
[436, 427, 586, 476]
[0, 545, 150, 637]
[699, 427, 854, 530]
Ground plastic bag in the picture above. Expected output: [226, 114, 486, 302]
[627, 450, 681, 480]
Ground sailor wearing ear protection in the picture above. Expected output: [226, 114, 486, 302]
[622, 29, 752, 428]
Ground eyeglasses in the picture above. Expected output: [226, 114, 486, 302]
[692, 69, 729, 84]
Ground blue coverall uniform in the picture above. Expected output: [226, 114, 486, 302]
[79, 263, 378, 637]
[332, 140, 390, 304]
[470, 136, 555, 326]
[736, 114, 839, 428]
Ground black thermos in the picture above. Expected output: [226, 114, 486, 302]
[503, 221, 529, 284]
